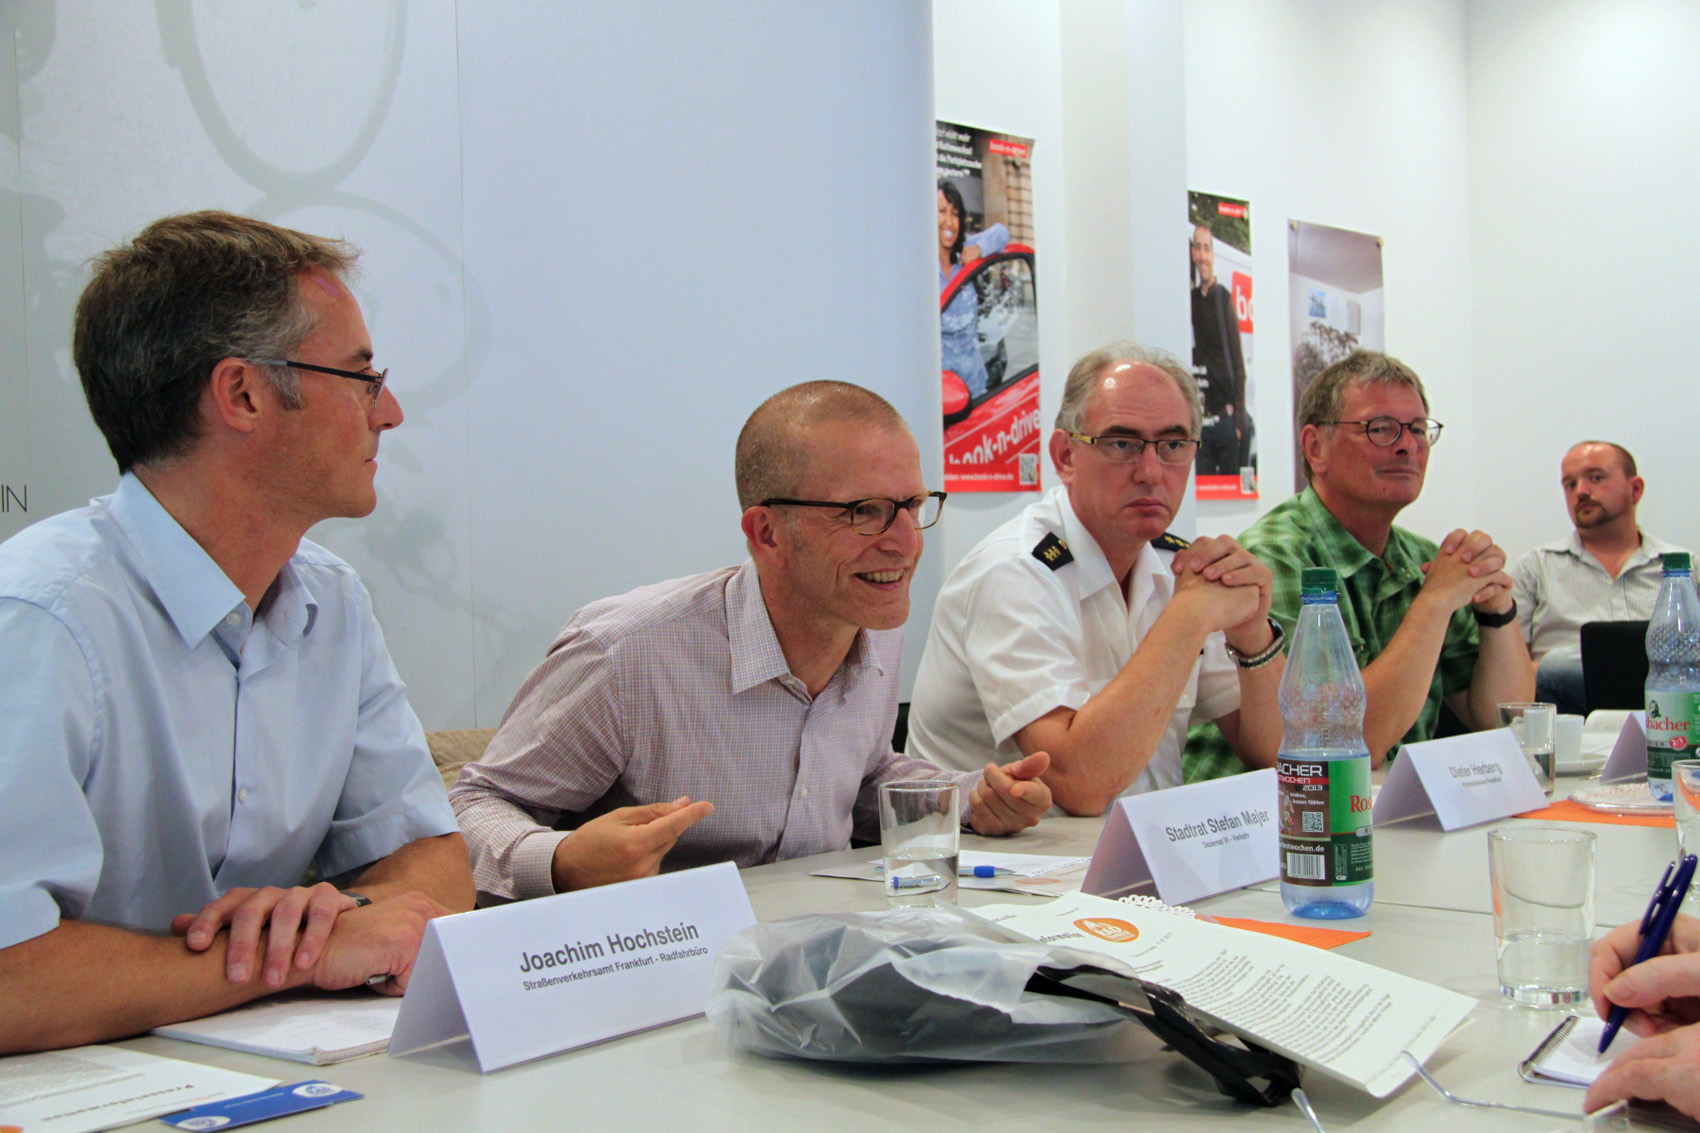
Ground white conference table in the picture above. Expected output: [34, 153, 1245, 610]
[108, 797, 1691, 1132]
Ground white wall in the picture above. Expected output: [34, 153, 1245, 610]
[1, 1, 936, 727]
[454, 2, 938, 715]
[1182, 0, 1479, 544]
[1467, 0, 1700, 561]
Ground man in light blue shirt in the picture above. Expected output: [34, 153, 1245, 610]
[0, 212, 474, 1054]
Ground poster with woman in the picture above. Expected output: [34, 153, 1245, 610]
[1189, 192, 1257, 501]
[937, 121, 1041, 493]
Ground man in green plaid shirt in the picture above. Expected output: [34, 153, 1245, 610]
[1186, 352, 1534, 781]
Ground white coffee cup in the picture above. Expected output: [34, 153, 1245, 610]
[1555, 714, 1583, 771]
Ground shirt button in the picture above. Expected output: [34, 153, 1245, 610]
[799, 786, 810, 798]
[238, 788, 248, 802]
[226, 613, 240, 627]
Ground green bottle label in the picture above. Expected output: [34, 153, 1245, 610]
[1646, 691, 1700, 780]
[1278, 755, 1373, 887]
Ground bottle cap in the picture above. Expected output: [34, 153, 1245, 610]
[1301, 567, 1340, 593]
[1664, 552, 1691, 572]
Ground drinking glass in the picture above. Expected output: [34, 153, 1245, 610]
[1498, 702, 1557, 796]
[1487, 826, 1595, 1007]
[879, 781, 960, 908]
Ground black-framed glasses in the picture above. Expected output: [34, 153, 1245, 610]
[1320, 416, 1443, 448]
[760, 491, 947, 535]
[257, 359, 388, 407]
[1068, 431, 1200, 466]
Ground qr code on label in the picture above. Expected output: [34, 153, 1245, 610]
[1018, 453, 1039, 486]
[1301, 810, 1324, 833]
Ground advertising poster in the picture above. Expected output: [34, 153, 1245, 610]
[1287, 221, 1386, 490]
[937, 121, 1041, 493]
[1189, 192, 1256, 500]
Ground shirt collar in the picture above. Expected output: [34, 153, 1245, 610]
[1293, 487, 1404, 579]
[726, 561, 883, 695]
[1054, 488, 1174, 611]
[108, 474, 248, 649]
[1055, 488, 1119, 600]
[107, 473, 319, 650]
[1564, 528, 1669, 573]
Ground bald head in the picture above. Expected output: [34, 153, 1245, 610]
[735, 381, 910, 509]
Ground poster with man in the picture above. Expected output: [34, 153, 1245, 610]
[1189, 192, 1257, 501]
[937, 120, 1042, 493]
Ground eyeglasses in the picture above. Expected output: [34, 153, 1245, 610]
[257, 359, 388, 407]
[1067, 432, 1200, 465]
[760, 491, 947, 536]
[1320, 416, 1443, 447]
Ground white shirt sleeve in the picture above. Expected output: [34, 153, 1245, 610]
[958, 555, 1099, 747]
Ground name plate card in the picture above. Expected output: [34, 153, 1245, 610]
[1373, 730, 1547, 830]
[1082, 769, 1277, 905]
[389, 861, 755, 1073]
[1601, 711, 1648, 782]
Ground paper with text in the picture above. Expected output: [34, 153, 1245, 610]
[1373, 730, 1548, 830]
[1082, 770, 1278, 904]
[388, 861, 755, 1073]
[968, 892, 1474, 1097]
[0, 1045, 275, 1133]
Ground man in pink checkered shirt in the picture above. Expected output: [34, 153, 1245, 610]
[451, 382, 1051, 899]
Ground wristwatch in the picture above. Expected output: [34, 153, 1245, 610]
[1472, 599, 1517, 629]
[1224, 616, 1286, 669]
[339, 890, 372, 907]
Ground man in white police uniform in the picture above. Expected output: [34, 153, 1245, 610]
[908, 342, 1286, 815]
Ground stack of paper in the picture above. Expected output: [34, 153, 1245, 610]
[152, 990, 401, 1065]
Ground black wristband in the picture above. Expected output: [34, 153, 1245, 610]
[1472, 599, 1517, 629]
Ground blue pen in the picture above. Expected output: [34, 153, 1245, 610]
[963, 865, 1016, 878]
[1599, 853, 1698, 1054]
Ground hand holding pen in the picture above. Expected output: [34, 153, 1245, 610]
[1595, 855, 1700, 1053]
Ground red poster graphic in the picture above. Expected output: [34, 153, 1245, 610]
[1189, 190, 1257, 501]
[938, 121, 1041, 493]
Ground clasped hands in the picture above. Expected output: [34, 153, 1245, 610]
[172, 882, 447, 995]
[1170, 535, 1276, 654]
[1418, 528, 1513, 616]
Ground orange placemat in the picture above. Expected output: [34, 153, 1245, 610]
[1516, 798, 1675, 828]
[1206, 916, 1370, 950]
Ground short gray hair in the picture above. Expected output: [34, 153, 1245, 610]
[735, 381, 909, 509]
[74, 211, 359, 473]
[1055, 341, 1201, 436]
[1296, 350, 1429, 482]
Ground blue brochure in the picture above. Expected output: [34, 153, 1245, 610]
[160, 1080, 362, 1129]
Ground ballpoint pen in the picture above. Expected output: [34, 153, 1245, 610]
[962, 865, 1016, 878]
[1599, 852, 1698, 1053]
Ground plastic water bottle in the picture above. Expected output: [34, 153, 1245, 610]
[1279, 567, 1374, 918]
[1645, 552, 1700, 802]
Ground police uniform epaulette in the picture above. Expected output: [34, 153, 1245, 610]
[1031, 532, 1074, 570]
[1153, 531, 1190, 552]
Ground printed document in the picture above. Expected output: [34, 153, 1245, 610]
[0, 1044, 274, 1132]
[967, 892, 1475, 1097]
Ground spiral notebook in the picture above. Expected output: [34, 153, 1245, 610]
[1519, 1015, 1639, 1087]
